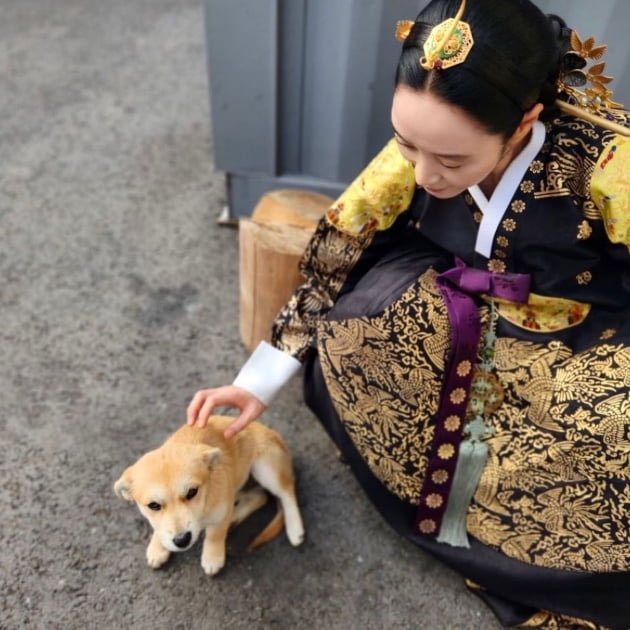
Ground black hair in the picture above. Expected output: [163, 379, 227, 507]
[395, 0, 572, 138]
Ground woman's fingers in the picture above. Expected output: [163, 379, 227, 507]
[224, 397, 267, 439]
[223, 414, 252, 439]
[187, 388, 225, 427]
[195, 393, 219, 428]
[186, 389, 213, 426]
[186, 386, 266, 434]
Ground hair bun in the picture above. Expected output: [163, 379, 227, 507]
[547, 14, 573, 59]
[536, 14, 573, 115]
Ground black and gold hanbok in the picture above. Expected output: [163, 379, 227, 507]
[270, 113, 630, 630]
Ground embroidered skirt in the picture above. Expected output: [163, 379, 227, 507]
[303, 247, 630, 630]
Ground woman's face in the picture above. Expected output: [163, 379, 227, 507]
[391, 85, 508, 198]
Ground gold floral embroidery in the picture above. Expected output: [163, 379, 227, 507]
[426, 493, 443, 508]
[600, 329, 616, 339]
[419, 519, 437, 534]
[511, 200, 526, 213]
[577, 271, 593, 285]
[488, 259, 507, 273]
[577, 220, 592, 240]
[457, 360, 472, 376]
[449, 388, 466, 405]
[473, 211, 482, 223]
[502, 218, 516, 232]
[494, 249, 507, 259]
[432, 469, 449, 484]
[464, 193, 474, 205]
[496, 236, 509, 247]
[438, 444, 456, 460]
[445, 415, 461, 432]
[530, 160, 544, 174]
[520, 181, 535, 194]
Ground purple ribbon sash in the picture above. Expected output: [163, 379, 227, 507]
[414, 258, 530, 537]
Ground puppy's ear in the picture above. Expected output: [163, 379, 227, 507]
[200, 447, 222, 469]
[114, 471, 134, 501]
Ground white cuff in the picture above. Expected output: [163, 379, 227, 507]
[232, 341, 302, 406]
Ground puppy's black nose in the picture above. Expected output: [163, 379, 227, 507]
[173, 532, 192, 549]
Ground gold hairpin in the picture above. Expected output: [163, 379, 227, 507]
[420, 0, 473, 71]
[395, 0, 473, 70]
[556, 30, 629, 137]
[395, 20, 414, 42]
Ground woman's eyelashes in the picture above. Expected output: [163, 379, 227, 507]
[395, 138, 464, 171]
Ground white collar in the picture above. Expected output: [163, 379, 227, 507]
[468, 120, 546, 258]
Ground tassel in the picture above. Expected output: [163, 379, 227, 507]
[436, 425, 488, 548]
[436, 297, 497, 547]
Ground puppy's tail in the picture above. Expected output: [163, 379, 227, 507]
[247, 503, 284, 552]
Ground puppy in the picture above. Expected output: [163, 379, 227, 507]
[114, 415, 304, 575]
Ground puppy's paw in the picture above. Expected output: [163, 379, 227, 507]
[201, 553, 226, 576]
[285, 511, 305, 547]
[146, 538, 171, 569]
[287, 524, 305, 547]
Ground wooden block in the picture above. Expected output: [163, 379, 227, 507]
[239, 219, 314, 352]
[238, 189, 335, 352]
[251, 189, 334, 229]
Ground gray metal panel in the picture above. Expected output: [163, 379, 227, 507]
[228, 173, 346, 220]
[204, 0, 278, 174]
[277, 0, 307, 173]
[336, 0, 390, 182]
[597, 2, 630, 105]
[299, 1, 354, 181]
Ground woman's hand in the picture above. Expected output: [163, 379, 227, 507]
[186, 385, 267, 438]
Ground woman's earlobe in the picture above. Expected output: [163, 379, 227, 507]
[512, 103, 544, 142]
[521, 103, 544, 128]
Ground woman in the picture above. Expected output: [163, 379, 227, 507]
[188, 0, 630, 627]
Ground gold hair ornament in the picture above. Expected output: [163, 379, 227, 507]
[395, 0, 473, 70]
[556, 30, 629, 137]
[395, 20, 414, 42]
[421, 0, 473, 70]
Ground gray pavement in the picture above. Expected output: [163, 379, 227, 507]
[0, 1, 500, 628]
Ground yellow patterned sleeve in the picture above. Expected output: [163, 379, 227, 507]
[325, 138, 416, 236]
[591, 134, 630, 244]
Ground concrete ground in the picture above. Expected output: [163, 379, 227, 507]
[0, 1, 501, 628]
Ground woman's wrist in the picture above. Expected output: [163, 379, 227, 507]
[232, 341, 302, 405]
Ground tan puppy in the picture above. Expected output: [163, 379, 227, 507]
[114, 415, 304, 575]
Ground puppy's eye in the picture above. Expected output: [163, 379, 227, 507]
[185, 488, 198, 500]
[147, 502, 162, 511]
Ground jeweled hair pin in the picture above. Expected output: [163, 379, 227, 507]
[396, 0, 473, 71]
